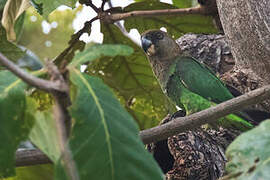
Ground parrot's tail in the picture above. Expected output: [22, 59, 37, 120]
[236, 110, 270, 126]
[226, 84, 270, 126]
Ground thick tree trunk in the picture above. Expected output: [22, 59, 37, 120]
[216, 0, 270, 83]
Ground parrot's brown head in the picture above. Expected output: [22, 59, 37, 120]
[141, 30, 180, 60]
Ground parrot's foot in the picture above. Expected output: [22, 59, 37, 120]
[169, 109, 186, 121]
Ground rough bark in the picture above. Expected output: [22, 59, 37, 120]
[148, 110, 240, 180]
[148, 34, 269, 180]
[216, 0, 270, 83]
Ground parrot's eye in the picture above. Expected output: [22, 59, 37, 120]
[156, 32, 164, 40]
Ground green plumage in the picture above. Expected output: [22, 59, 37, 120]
[165, 56, 252, 131]
[141, 30, 253, 131]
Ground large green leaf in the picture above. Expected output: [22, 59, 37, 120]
[225, 120, 270, 180]
[30, 0, 76, 17]
[69, 44, 133, 67]
[29, 109, 61, 163]
[55, 69, 163, 179]
[5, 164, 54, 180]
[0, 26, 25, 62]
[124, 1, 218, 37]
[95, 23, 172, 129]
[18, 7, 79, 60]
[0, 71, 34, 177]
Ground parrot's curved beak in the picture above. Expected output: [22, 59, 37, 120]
[141, 36, 152, 53]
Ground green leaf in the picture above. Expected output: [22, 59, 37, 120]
[0, 71, 35, 177]
[124, 1, 218, 38]
[1, 0, 30, 41]
[55, 69, 163, 179]
[30, 0, 76, 17]
[29, 109, 61, 163]
[225, 120, 270, 180]
[18, 7, 79, 60]
[96, 23, 172, 129]
[5, 164, 54, 180]
[172, 0, 197, 8]
[13, 12, 25, 42]
[0, 0, 8, 10]
[30, 0, 43, 15]
[17, 47, 43, 70]
[69, 44, 133, 68]
[0, 26, 25, 62]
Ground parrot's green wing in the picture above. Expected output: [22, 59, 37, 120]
[165, 73, 253, 131]
[174, 56, 234, 104]
[165, 56, 253, 131]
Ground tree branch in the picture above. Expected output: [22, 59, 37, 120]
[140, 84, 270, 144]
[44, 60, 78, 179]
[53, 92, 79, 180]
[101, 6, 208, 23]
[15, 84, 270, 166]
[53, 16, 98, 67]
[0, 53, 68, 93]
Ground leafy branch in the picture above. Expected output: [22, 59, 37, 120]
[0, 53, 78, 179]
[0, 53, 68, 93]
[14, 82, 270, 166]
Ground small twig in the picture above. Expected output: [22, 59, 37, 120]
[85, 0, 100, 13]
[53, 16, 98, 67]
[101, 0, 106, 11]
[102, 6, 207, 23]
[53, 93, 79, 180]
[16, 149, 52, 167]
[44, 60, 77, 179]
[140, 84, 270, 144]
[0, 53, 68, 93]
[107, 1, 141, 46]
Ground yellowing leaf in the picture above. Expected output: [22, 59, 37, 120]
[1, 0, 31, 41]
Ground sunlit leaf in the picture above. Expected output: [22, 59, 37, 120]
[29, 109, 61, 163]
[172, 0, 198, 8]
[69, 44, 133, 68]
[5, 164, 53, 180]
[1, 0, 30, 41]
[30, 0, 76, 17]
[225, 120, 270, 180]
[0, 71, 35, 177]
[18, 7, 79, 60]
[55, 69, 163, 179]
